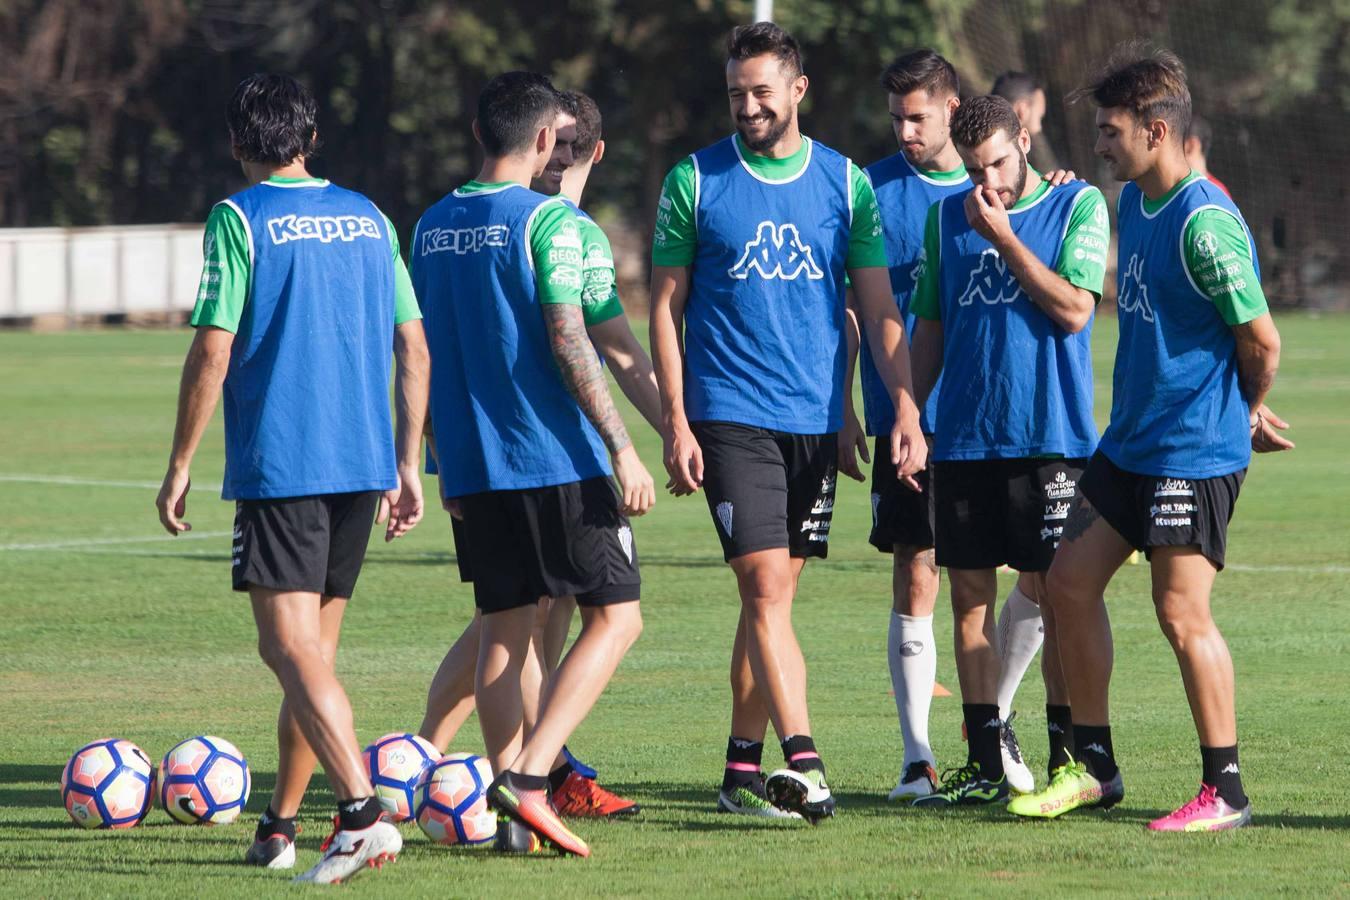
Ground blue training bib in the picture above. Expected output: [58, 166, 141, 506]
[685, 136, 852, 434]
[861, 152, 969, 435]
[218, 180, 397, 500]
[931, 183, 1098, 461]
[413, 184, 610, 497]
[1100, 179, 1259, 478]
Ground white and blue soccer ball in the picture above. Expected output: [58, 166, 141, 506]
[61, 738, 155, 829]
[159, 735, 250, 825]
[364, 732, 440, 822]
[415, 752, 497, 846]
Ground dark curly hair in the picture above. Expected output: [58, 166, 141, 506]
[227, 73, 320, 165]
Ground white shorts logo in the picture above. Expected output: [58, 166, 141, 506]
[716, 501, 734, 538]
[728, 221, 824, 281]
[616, 525, 634, 565]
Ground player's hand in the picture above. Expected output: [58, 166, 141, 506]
[663, 418, 704, 495]
[889, 415, 927, 492]
[965, 185, 1013, 245]
[1251, 404, 1295, 453]
[379, 465, 425, 541]
[1043, 168, 1077, 186]
[838, 409, 870, 482]
[156, 466, 191, 535]
[613, 444, 656, 516]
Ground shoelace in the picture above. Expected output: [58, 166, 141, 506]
[1000, 712, 1025, 764]
[1168, 784, 1219, 819]
[935, 763, 981, 797]
[1046, 760, 1088, 787]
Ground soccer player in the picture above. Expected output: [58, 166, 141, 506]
[417, 90, 658, 821]
[1009, 46, 1292, 831]
[650, 22, 927, 822]
[992, 71, 1060, 173]
[1183, 115, 1233, 198]
[907, 94, 1108, 807]
[412, 71, 653, 858]
[154, 73, 428, 883]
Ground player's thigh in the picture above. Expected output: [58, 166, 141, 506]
[781, 430, 837, 560]
[316, 595, 348, 666]
[692, 421, 790, 561]
[1045, 494, 1134, 606]
[249, 588, 324, 665]
[933, 460, 1005, 570]
[946, 566, 997, 613]
[1148, 545, 1219, 632]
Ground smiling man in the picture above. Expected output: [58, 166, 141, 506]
[907, 94, 1108, 808]
[649, 22, 926, 822]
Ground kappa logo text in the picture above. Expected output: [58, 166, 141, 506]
[420, 224, 509, 256]
[268, 214, 381, 245]
[1118, 253, 1155, 322]
[959, 249, 1023, 306]
[728, 221, 824, 281]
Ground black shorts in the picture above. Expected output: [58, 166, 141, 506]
[933, 457, 1088, 572]
[869, 436, 935, 552]
[232, 491, 380, 596]
[1077, 450, 1245, 570]
[692, 421, 837, 563]
[454, 477, 640, 614]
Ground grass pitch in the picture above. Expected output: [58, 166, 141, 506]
[1, 314, 1347, 897]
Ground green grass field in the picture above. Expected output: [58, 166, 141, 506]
[1, 314, 1348, 897]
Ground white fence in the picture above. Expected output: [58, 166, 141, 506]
[0, 224, 204, 319]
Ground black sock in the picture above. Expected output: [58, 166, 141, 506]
[962, 704, 1004, 779]
[548, 761, 574, 795]
[1046, 704, 1075, 775]
[255, 805, 295, 842]
[500, 770, 550, 793]
[1201, 744, 1248, 809]
[722, 736, 764, 792]
[336, 795, 381, 831]
[781, 734, 824, 776]
[1073, 723, 1118, 781]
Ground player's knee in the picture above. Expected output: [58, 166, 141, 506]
[1153, 594, 1212, 647]
[256, 634, 320, 674]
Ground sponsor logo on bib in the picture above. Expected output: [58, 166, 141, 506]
[728, 221, 824, 281]
[1117, 253, 1155, 322]
[268, 214, 381, 245]
[958, 248, 1023, 306]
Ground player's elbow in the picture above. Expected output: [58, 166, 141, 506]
[1059, 310, 1091, 335]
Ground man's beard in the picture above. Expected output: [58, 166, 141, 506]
[737, 112, 790, 152]
[1001, 149, 1029, 206]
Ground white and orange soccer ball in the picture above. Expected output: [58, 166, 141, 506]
[61, 738, 155, 829]
[363, 732, 440, 822]
[159, 735, 250, 825]
[415, 752, 496, 846]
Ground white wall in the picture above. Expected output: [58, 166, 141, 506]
[0, 224, 204, 318]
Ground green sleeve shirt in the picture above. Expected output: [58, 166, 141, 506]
[189, 177, 420, 333]
[529, 200, 585, 309]
[577, 214, 624, 325]
[650, 135, 886, 270]
[910, 180, 1110, 321]
[1183, 208, 1268, 325]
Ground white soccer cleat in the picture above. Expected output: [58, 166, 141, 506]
[1000, 712, 1035, 794]
[293, 819, 401, 885]
[888, 760, 938, 801]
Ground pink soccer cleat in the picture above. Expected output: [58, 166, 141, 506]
[1148, 784, 1251, 832]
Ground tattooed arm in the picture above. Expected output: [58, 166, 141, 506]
[543, 303, 632, 454]
[542, 304, 655, 515]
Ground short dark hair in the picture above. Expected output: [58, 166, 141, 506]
[564, 91, 603, 160]
[727, 22, 803, 80]
[950, 95, 1023, 149]
[991, 71, 1041, 104]
[227, 73, 320, 165]
[476, 71, 563, 157]
[1186, 114, 1213, 155]
[879, 49, 959, 99]
[1073, 42, 1191, 134]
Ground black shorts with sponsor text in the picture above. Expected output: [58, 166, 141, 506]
[869, 436, 935, 552]
[933, 457, 1088, 572]
[232, 491, 381, 596]
[452, 477, 640, 614]
[692, 421, 837, 562]
[1077, 450, 1245, 570]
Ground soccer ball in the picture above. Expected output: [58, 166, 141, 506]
[415, 752, 497, 846]
[159, 735, 250, 825]
[61, 738, 154, 829]
[363, 732, 440, 822]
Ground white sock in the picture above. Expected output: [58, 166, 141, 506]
[995, 584, 1044, 720]
[889, 611, 936, 769]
